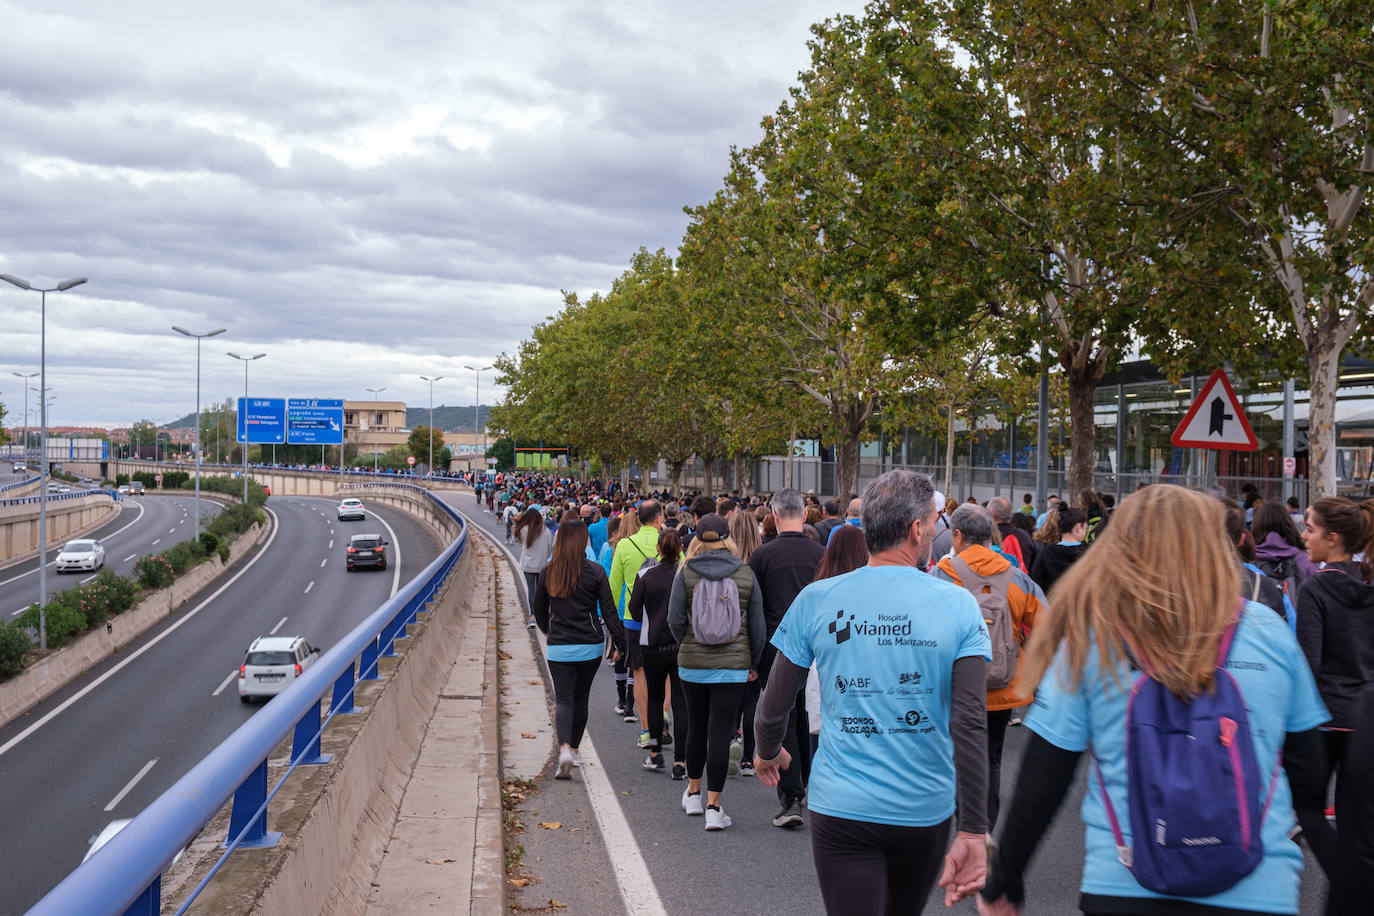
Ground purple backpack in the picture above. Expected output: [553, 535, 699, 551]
[1094, 607, 1280, 898]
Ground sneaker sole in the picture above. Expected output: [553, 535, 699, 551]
[555, 759, 573, 780]
[772, 814, 803, 828]
[705, 821, 731, 831]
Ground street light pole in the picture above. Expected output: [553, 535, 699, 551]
[366, 386, 386, 473]
[419, 375, 444, 477]
[0, 274, 87, 651]
[228, 352, 266, 502]
[12, 371, 37, 467]
[172, 326, 226, 539]
[463, 365, 492, 474]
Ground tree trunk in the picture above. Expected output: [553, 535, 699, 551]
[700, 455, 716, 497]
[620, 462, 630, 496]
[836, 437, 860, 500]
[1066, 368, 1098, 502]
[785, 419, 797, 489]
[944, 402, 957, 498]
[1306, 345, 1341, 500]
[670, 459, 685, 499]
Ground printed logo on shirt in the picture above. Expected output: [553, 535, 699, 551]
[839, 716, 883, 737]
[828, 609, 854, 644]
[829, 610, 937, 649]
[1226, 659, 1269, 672]
[889, 709, 937, 735]
[835, 674, 882, 697]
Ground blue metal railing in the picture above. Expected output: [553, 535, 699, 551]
[0, 488, 114, 509]
[27, 486, 467, 916]
[0, 473, 43, 495]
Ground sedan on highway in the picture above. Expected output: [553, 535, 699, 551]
[238, 636, 319, 701]
[55, 539, 105, 573]
[345, 533, 388, 571]
[337, 497, 366, 521]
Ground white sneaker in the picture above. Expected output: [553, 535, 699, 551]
[681, 787, 704, 816]
[555, 748, 574, 780]
[571, 751, 583, 768]
[704, 806, 732, 831]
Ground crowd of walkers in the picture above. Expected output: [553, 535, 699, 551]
[493, 468, 1370, 915]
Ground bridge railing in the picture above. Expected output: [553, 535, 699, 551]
[26, 488, 468, 916]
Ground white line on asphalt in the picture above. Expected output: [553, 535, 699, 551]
[269, 615, 288, 635]
[296, 497, 401, 597]
[104, 758, 158, 812]
[328, 539, 333, 549]
[80, 574, 96, 584]
[319, 558, 327, 567]
[151, 539, 160, 546]
[10, 607, 26, 617]
[304, 581, 314, 594]
[0, 506, 281, 761]
[0, 501, 145, 588]
[211, 669, 237, 697]
[122, 554, 136, 562]
[168, 528, 176, 534]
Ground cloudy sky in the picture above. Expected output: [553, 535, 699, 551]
[0, 0, 864, 427]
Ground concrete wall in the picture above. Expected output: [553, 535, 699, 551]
[110, 462, 469, 500]
[0, 512, 272, 729]
[0, 492, 119, 565]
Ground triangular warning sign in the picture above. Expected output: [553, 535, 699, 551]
[1170, 369, 1259, 452]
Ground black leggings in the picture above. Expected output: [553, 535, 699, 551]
[548, 658, 600, 749]
[641, 651, 686, 762]
[810, 811, 951, 916]
[523, 572, 539, 613]
[987, 708, 1013, 830]
[682, 680, 746, 793]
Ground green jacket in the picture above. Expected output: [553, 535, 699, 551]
[609, 525, 660, 620]
[667, 550, 766, 672]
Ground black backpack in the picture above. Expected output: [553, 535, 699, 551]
[1253, 556, 1300, 605]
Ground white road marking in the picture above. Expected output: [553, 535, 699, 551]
[0, 506, 282, 761]
[80, 574, 96, 584]
[211, 669, 238, 697]
[10, 607, 27, 617]
[269, 615, 288, 635]
[122, 554, 136, 562]
[0, 501, 145, 588]
[304, 581, 314, 594]
[104, 758, 158, 812]
[168, 528, 176, 534]
[319, 558, 327, 567]
[297, 497, 402, 597]
[151, 539, 160, 546]
[328, 539, 333, 549]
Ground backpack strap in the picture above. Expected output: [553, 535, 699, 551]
[1092, 751, 1134, 868]
[1249, 569, 1262, 603]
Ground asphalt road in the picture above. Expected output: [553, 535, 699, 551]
[0, 494, 440, 915]
[453, 500, 1332, 916]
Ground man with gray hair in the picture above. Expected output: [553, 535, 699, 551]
[987, 497, 1034, 571]
[754, 470, 991, 910]
[934, 504, 1046, 831]
[742, 487, 826, 825]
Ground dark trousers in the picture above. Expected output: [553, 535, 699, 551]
[682, 680, 746, 793]
[548, 658, 600, 748]
[810, 811, 951, 916]
[987, 708, 1013, 830]
[523, 571, 539, 613]
[746, 645, 809, 804]
[641, 650, 686, 762]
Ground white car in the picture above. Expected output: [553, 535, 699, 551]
[238, 636, 319, 702]
[337, 497, 366, 521]
[55, 538, 105, 573]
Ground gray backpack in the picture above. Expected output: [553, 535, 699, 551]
[950, 556, 1019, 689]
[690, 575, 742, 645]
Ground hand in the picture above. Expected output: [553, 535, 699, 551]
[611, 649, 622, 663]
[939, 831, 987, 907]
[752, 747, 791, 787]
[747, 668, 758, 682]
[975, 895, 1020, 916]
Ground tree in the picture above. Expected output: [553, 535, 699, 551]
[487, 437, 515, 470]
[129, 419, 158, 459]
[406, 425, 445, 466]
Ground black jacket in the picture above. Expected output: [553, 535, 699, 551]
[1297, 561, 1374, 729]
[628, 559, 680, 654]
[748, 531, 825, 637]
[1029, 542, 1088, 595]
[532, 559, 625, 653]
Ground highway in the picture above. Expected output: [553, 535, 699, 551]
[0, 493, 442, 915]
[1, 493, 220, 621]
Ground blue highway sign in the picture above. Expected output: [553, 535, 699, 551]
[237, 397, 287, 443]
[287, 398, 345, 445]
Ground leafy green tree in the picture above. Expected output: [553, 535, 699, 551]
[406, 425, 445, 467]
[486, 437, 515, 470]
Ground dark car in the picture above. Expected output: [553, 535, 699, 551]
[346, 533, 388, 571]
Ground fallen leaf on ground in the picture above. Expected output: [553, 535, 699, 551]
[520, 732, 536, 739]
[528, 680, 540, 685]
[549, 901, 567, 909]
[425, 857, 456, 865]
[537, 821, 562, 830]
[508, 877, 531, 887]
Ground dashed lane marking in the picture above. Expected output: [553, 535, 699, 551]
[319, 558, 327, 567]
[104, 758, 158, 812]
[304, 581, 314, 594]
[211, 669, 237, 697]
[269, 615, 288, 635]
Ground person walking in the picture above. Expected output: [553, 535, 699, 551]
[668, 514, 765, 832]
[934, 504, 1045, 832]
[515, 507, 553, 628]
[628, 527, 688, 778]
[753, 470, 991, 913]
[978, 485, 1332, 916]
[532, 512, 626, 780]
[1029, 507, 1088, 595]
[743, 487, 825, 828]
[611, 500, 664, 734]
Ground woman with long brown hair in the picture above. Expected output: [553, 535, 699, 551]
[532, 511, 625, 780]
[515, 506, 552, 627]
[979, 485, 1333, 916]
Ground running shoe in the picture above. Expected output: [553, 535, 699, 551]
[660, 729, 672, 747]
[738, 762, 755, 777]
[727, 741, 742, 776]
[527, 616, 537, 629]
[643, 752, 665, 771]
[682, 787, 704, 816]
[637, 730, 652, 748]
[671, 762, 687, 781]
[555, 748, 574, 780]
[704, 806, 733, 831]
[623, 706, 637, 723]
[614, 703, 627, 716]
[772, 801, 803, 829]
[572, 752, 583, 768]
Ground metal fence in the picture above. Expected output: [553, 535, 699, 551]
[27, 484, 468, 916]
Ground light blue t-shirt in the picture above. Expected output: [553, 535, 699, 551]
[1026, 601, 1329, 914]
[773, 564, 991, 828]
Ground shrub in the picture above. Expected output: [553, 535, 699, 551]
[217, 543, 231, 564]
[115, 474, 129, 486]
[190, 474, 268, 508]
[198, 531, 220, 555]
[161, 540, 205, 575]
[92, 568, 138, 616]
[161, 471, 190, 489]
[20, 600, 88, 649]
[0, 623, 30, 678]
[133, 472, 158, 489]
[135, 554, 175, 589]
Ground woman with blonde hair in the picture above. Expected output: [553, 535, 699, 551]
[730, 509, 762, 561]
[978, 485, 1334, 916]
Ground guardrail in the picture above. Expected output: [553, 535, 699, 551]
[0, 473, 43, 495]
[27, 486, 468, 916]
[0, 488, 114, 509]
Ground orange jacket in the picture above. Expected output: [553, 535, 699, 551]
[935, 544, 1047, 711]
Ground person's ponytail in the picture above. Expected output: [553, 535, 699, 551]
[1359, 500, 1374, 578]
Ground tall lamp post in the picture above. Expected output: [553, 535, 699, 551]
[0, 273, 87, 650]
[172, 326, 225, 538]
[365, 386, 386, 473]
[418, 375, 444, 477]
[463, 365, 492, 473]
[12, 371, 37, 466]
[228, 352, 266, 502]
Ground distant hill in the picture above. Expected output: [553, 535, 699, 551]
[162, 404, 495, 433]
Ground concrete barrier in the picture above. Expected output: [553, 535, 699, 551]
[111, 461, 470, 500]
[0, 513, 272, 729]
[0, 492, 120, 566]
